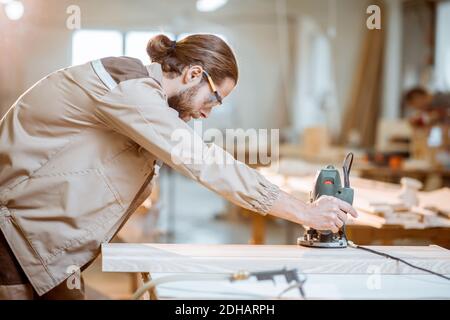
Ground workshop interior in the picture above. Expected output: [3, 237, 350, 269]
[0, 0, 449, 301]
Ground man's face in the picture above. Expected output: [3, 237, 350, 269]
[408, 94, 431, 110]
[168, 70, 235, 122]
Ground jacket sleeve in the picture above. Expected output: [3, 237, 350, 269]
[94, 78, 280, 215]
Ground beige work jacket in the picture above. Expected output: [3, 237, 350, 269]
[0, 57, 279, 295]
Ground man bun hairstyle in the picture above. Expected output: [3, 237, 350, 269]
[146, 34, 238, 85]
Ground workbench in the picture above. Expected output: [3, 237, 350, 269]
[246, 170, 450, 247]
[102, 243, 450, 299]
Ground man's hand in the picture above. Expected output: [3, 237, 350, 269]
[268, 191, 358, 233]
[301, 195, 358, 233]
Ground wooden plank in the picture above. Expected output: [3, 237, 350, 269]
[419, 188, 450, 218]
[346, 225, 450, 248]
[102, 244, 450, 276]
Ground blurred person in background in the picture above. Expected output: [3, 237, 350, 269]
[404, 87, 450, 127]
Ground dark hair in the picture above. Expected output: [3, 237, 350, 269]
[404, 87, 428, 102]
[146, 34, 238, 85]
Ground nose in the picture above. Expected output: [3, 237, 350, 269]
[201, 108, 212, 119]
[200, 111, 210, 119]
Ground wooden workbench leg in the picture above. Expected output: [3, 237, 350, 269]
[131, 273, 139, 294]
[141, 272, 158, 300]
[250, 212, 266, 244]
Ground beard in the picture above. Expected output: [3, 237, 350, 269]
[167, 84, 202, 121]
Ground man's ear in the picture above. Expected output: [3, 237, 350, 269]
[182, 65, 203, 85]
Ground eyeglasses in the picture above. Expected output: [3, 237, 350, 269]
[202, 70, 223, 105]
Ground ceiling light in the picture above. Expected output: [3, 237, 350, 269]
[196, 0, 228, 12]
[4, 0, 24, 21]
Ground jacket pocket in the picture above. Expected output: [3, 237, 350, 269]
[102, 144, 156, 208]
[8, 168, 123, 265]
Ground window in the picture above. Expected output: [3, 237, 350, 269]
[71, 30, 123, 66]
[435, 1, 450, 90]
[72, 30, 228, 65]
[125, 31, 175, 64]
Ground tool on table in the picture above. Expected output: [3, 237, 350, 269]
[248, 267, 307, 298]
[294, 153, 450, 280]
[132, 267, 307, 300]
[298, 153, 354, 248]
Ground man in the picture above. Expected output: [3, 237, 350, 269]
[404, 87, 450, 127]
[0, 34, 357, 299]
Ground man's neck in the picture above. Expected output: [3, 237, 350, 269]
[161, 73, 179, 99]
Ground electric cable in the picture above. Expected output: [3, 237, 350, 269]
[132, 273, 238, 300]
[347, 240, 450, 281]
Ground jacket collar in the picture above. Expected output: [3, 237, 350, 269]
[146, 62, 163, 87]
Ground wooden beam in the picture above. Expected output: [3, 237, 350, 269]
[102, 243, 450, 276]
